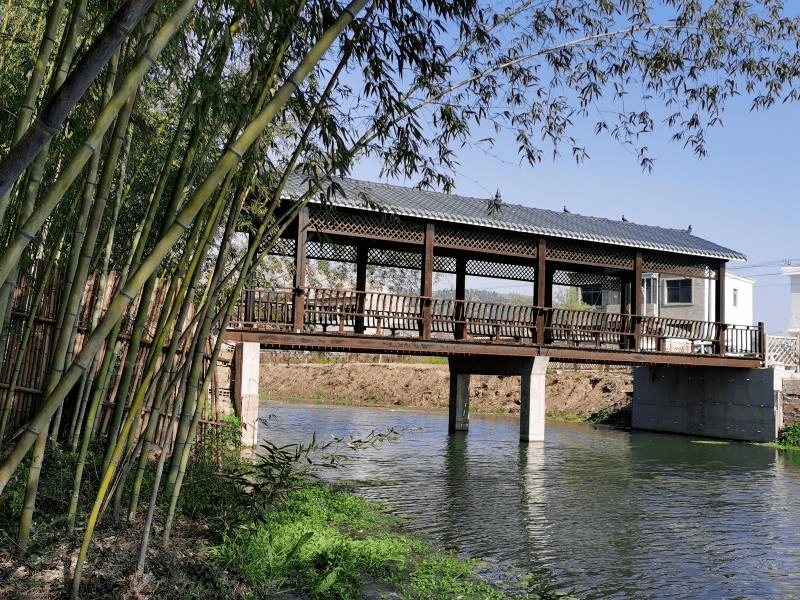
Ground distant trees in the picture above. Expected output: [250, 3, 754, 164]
[1, 0, 799, 594]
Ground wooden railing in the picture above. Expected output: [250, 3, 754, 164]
[229, 287, 765, 359]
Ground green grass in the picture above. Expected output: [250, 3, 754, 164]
[207, 482, 565, 599]
[546, 410, 587, 423]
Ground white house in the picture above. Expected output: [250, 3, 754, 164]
[579, 272, 754, 325]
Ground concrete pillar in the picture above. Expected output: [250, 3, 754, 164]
[234, 342, 260, 447]
[448, 372, 471, 432]
[520, 356, 549, 442]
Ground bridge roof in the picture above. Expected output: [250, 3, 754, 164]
[284, 175, 745, 262]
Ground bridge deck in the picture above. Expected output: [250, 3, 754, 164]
[224, 288, 764, 368]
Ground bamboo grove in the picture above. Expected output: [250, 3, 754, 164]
[1, 0, 800, 595]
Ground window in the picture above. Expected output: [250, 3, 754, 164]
[665, 279, 692, 304]
[732, 288, 739, 307]
[581, 285, 603, 306]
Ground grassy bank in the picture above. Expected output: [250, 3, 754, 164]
[1, 440, 574, 599]
[208, 481, 568, 599]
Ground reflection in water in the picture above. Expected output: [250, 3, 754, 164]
[259, 402, 800, 599]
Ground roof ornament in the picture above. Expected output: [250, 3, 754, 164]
[487, 189, 504, 217]
[687, 225, 693, 234]
[621, 215, 628, 222]
[563, 205, 570, 213]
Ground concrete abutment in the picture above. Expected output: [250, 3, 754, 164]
[632, 366, 782, 442]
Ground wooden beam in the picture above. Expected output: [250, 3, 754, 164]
[222, 330, 762, 368]
[633, 251, 643, 350]
[292, 207, 309, 332]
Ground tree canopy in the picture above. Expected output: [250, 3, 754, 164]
[0, 0, 799, 593]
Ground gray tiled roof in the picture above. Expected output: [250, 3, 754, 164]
[284, 175, 745, 262]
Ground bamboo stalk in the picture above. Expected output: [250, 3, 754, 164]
[0, 0, 370, 516]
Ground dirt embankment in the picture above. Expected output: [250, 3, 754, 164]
[260, 360, 633, 424]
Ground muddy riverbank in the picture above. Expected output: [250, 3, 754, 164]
[259, 359, 633, 424]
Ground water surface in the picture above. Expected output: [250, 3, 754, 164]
[258, 402, 800, 599]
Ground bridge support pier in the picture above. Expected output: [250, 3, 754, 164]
[234, 342, 261, 447]
[448, 355, 549, 442]
[448, 373, 471, 432]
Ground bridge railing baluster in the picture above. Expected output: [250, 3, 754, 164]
[226, 287, 765, 362]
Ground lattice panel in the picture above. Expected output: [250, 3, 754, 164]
[553, 270, 621, 289]
[368, 248, 422, 270]
[546, 239, 633, 269]
[466, 260, 536, 282]
[265, 238, 295, 257]
[435, 224, 536, 257]
[434, 255, 457, 273]
[310, 206, 425, 243]
[766, 335, 800, 369]
[643, 252, 716, 279]
[307, 241, 358, 263]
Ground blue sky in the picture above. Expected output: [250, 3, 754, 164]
[353, 95, 798, 333]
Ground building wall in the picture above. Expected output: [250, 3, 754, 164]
[658, 276, 708, 321]
[724, 272, 755, 326]
[785, 267, 800, 333]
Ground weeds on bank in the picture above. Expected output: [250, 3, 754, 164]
[777, 423, 800, 448]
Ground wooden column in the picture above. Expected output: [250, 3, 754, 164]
[716, 261, 726, 354]
[292, 207, 308, 332]
[454, 256, 466, 340]
[633, 251, 643, 350]
[354, 244, 368, 334]
[420, 223, 434, 339]
[535, 238, 547, 345]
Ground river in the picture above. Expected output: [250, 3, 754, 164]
[258, 401, 800, 599]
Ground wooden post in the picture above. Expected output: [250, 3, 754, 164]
[454, 256, 466, 340]
[292, 207, 308, 332]
[420, 223, 434, 340]
[535, 238, 547, 346]
[632, 251, 643, 349]
[355, 244, 367, 334]
[245, 289, 254, 323]
[716, 261, 726, 354]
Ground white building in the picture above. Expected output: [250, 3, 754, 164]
[784, 266, 800, 333]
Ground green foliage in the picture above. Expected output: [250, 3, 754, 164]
[420, 356, 448, 365]
[195, 414, 243, 466]
[777, 423, 800, 447]
[312, 352, 343, 365]
[555, 287, 592, 312]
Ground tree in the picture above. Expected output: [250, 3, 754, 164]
[0, 0, 799, 593]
